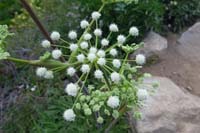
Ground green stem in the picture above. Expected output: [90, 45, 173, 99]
[106, 32, 112, 40]
[105, 43, 118, 53]
[52, 44, 69, 49]
[7, 57, 68, 68]
[120, 53, 129, 74]
[60, 38, 70, 45]
[72, 72, 90, 109]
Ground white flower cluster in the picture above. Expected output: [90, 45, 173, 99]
[36, 67, 54, 79]
[137, 89, 149, 101]
[50, 31, 60, 41]
[107, 96, 120, 108]
[38, 10, 147, 123]
[65, 83, 79, 96]
[63, 109, 76, 121]
[41, 40, 51, 48]
[136, 54, 146, 65]
[52, 49, 62, 59]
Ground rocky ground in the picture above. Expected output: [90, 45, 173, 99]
[134, 22, 200, 97]
[132, 22, 200, 133]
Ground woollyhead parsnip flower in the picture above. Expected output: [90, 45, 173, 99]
[80, 20, 89, 29]
[63, 109, 76, 121]
[107, 96, 120, 109]
[50, 31, 60, 41]
[109, 23, 119, 32]
[136, 54, 146, 65]
[1, 4, 155, 129]
[41, 40, 51, 48]
[65, 83, 79, 97]
[33, 8, 150, 126]
[52, 49, 62, 59]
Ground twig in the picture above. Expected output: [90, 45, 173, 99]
[126, 112, 138, 133]
[19, 0, 66, 62]
[20, 0, 54, 45]
[105, 104, 127, 132]
[104, 118, 119, 133]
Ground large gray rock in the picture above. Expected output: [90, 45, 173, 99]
[136, 77, 200, 133]
[130, 31, 168, 58]
[178, 22, 200, 62]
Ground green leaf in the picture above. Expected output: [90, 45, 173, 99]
[0, 25, 13, 44]
[39, 52, 51, 61]
[0, 50, 10, 60]
[0, 25, 13, 58]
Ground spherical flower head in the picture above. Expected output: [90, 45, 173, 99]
[137, 89, 149, 101]
[89, 47, 97, 54]
[112, 59, 121, 68]
[68, 30, 77, 40]
[97, 116, 104, 124]
[41, 40, 51, 48]
[112, 110, 119, 119]
[91, 11, 101, 20]
[69, 43, 78, 52]
[87, 53, 96, 62]
[76, 54, 85, 62]
[36, 67, 47, 77]
[97, 50, 105, 57]
[63, 109, 76, 121]
[136, 54, 146, 65]
[109, 49, 118, 57]
[80, 41, 89, 49]
[83, 33, 92, 40]
[110, 72, 121, 83]
[52, 49, 62, 59]
[101, 38, 109, 47]
[94, 69, 103, 79]
[117, 35, 126, 44]
[44, 70, 54, 79]
[75, 103, 81, 110]
[84, 108, 92, 116]
[50, 31, 60, 41]
[67, 67, 76, 77]
[94, 29, 102, 37]
[80, 20, 89, 29]
[81, 64, 90, 73]
[93, 104, 100, 112]
[65, 83, 79, 97]
[109, 23, 119, 32]
[107, 96, 120, 109]
[129, 26, 139, 36]
[97, 58, 106, 66]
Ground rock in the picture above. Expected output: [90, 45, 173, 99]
[178, 22, 200, 63]
[130, 31, 168, 60]
[136, 77, 200, 133]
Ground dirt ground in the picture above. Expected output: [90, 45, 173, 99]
[142, 33, 200, 97]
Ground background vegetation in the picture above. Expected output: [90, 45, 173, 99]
[1, 0, 200, 132]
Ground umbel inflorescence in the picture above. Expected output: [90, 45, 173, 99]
[0, 5, 152, 129]
[36, 10, 149, 124]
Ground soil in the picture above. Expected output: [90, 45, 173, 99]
[142, 32, 200, 97]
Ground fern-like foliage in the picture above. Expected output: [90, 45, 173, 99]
[0, 25, 13, 60]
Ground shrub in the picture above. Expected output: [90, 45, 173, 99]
[162, 0, 200, 32]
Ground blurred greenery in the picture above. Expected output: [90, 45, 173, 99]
[0, 0, 21, 25]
